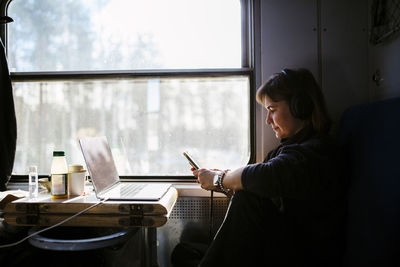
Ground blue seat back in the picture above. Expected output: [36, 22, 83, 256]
[339, 97, 400, 267]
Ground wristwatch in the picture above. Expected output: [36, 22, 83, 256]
[213, 173, 219, 187]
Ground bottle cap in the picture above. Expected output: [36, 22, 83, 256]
[53, 151, 65, 156]
[29, 166, 37, 173]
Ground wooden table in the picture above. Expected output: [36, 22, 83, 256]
[3, 185, 178, 267]
[4, 185, 177, 227]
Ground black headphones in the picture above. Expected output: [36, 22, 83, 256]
[281, 69, 314, 120]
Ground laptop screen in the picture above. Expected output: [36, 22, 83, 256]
[79, 136, 120, 194]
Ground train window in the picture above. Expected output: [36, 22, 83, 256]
[4, 0, 253, 177]
[7, 0, 241, 71]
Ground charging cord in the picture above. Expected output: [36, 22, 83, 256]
[0, 197, 109, 249]
[209, 190, 214, 243]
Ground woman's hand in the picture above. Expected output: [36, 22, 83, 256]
[192, 168, 220, 191]
[192, 166, 244, 197]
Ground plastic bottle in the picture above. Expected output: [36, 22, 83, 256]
[50, 151, 68, 198]
[28, 165, 38, 199]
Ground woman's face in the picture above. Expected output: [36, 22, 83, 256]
[263, 96, 305, 139]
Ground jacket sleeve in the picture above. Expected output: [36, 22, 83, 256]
[241, 140, 337, 199]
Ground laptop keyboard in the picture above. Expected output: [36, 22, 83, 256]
[120, 183, 146, 196]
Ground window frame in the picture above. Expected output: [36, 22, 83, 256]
[1, 0, 257, 182]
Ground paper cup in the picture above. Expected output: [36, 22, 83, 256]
[68, 165, 86, 196]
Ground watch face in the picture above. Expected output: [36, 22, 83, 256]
[213, 174, 219, 186]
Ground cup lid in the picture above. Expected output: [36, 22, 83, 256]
[68, 164, 86, 172]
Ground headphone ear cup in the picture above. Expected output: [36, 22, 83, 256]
[289, 94, 300, 118]
[290, 92, 314, 120]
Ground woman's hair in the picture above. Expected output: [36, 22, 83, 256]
[256, 68, 331, 134]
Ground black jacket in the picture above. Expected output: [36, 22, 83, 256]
[242, 126, 343, 201]
[241, 126, 346, 265]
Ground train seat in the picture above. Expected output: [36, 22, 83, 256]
[338, 96, 400, 267]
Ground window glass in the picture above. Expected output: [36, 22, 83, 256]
[7, 0, 250, 176]
[8, 0, 242, 71]
[12, 76, 250, 175]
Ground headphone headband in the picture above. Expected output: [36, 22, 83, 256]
[281, 68, 313, 120]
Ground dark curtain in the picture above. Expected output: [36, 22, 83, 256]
[0, 38, 17, 191]
[370, 0, 400, 45]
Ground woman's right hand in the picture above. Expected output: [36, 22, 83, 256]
[192, 168, 219, 191]
[192, 168, 235, 198]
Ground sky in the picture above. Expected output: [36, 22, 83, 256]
[89, 0, 242, 69]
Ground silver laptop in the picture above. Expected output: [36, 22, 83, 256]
[79, 136, 171, 201]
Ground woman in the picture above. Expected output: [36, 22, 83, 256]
[193, 68, 346, 266]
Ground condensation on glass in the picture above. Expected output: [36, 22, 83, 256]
[12, 76, 250, 175]
[7, 0, 242, 71]
[7, 0, 250, 176]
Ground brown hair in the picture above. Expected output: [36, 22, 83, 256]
[256, 68, 331, 134]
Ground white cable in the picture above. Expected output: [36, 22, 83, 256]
[0, 197, 109, 249]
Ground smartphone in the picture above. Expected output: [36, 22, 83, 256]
[183, 151, 200, 170]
